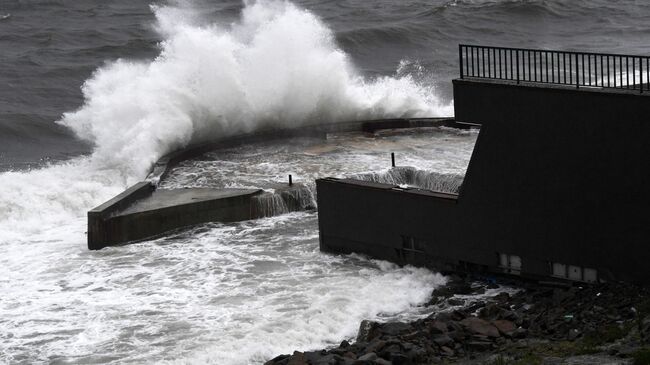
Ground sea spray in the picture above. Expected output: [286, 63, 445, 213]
[0, 1, 449, 240]
[59, 0, 451, 180]
[0, 3, 453, 363]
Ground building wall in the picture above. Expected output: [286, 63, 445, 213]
[317, 80, 650, 284]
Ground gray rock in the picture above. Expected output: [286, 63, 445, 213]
[440, 345, 455, 356]
[568, 328, 581, 341]
[287, 351, 308, 365]
[364, 339, 386, 354]
[357, 320, 380, 342]
[374, 358, 392, 365]
[467, 341, 493, 351]
[389, 353, 410, 365]
[381, 322, 412, 336]
[427, 320, 448, 334]
[357, 352, 378, 361]
[492, 319, 516, 336]
[460, 317, 501, 338]
[432, 334, 454, 347]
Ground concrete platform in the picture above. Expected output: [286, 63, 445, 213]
[88, 187, 262, 250]
[117, 188, 259, 215]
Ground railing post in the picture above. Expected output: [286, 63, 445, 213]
[459, 45, 464, 79]
[641, 57, 644, 94]
[575, 53, 579, 89]
[516, 50, 520, 84]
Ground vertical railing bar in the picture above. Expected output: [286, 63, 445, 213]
[498, 49, 502, 79]
[607, 56, 610, 87]
[509, 49, 513, 80]
[487, 48, 491, 78]
[556, 52, 560, 83]
[587, 55, 591, 86]
[459, 45, 464, 79]
[555, 52, 561, 84]
[492, 48, 496, 78]
[465, 46, 469, 77]
[569, 52, 572, 84]
[471, 47, 475, 76]
[557, 52, 560, 83]
[481, 47, 485, 78]
[626, 56, 630, 88]
[580, 53, 589, 86]
[522, 49, 526, 81]
[620, 56, 623, 88]
[532, 51, 535, 82]
[633, 57, 636, 90]
[600, 55, 603, 87]
[612, 56, 615, 87]
[544, 51, 547, 83]
[551, 51, 554, 83]
[639, 57, 643, 94]
[575, 53, 579, 88]
[526, 50, 533, 81]
[561, 53, 564, 84]
[516, 50, 520, 84]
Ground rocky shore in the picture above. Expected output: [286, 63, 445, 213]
[265, 276, 650, 365]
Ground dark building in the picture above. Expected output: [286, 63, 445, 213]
[317, 45, 650, 284]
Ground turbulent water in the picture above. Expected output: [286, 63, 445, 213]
[1, 0, 649, 363]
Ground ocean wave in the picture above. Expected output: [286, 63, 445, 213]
[58, 0, 451, 181]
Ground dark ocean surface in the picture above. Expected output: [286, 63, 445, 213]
[1, 0, 650, 170]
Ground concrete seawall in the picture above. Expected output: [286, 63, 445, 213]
[88, 117, 456, 250]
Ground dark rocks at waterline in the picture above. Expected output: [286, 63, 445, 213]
[265, 277, 650, 365]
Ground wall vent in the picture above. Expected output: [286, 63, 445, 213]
[550, 262, 597, 283]
[498, 253, 521, 274]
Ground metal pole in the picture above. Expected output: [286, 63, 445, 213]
[289, 175, 293, 186]
[575, 53, 579, 89]
[391, 153, 395, 167]
[459, 45, 464, 79]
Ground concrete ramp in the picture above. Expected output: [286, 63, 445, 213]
[88, 186, 262, 250]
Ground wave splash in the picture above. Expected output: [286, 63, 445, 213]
[0, 1, 450, 241]
[59, 0, 451, 179]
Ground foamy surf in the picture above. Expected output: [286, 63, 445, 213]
[0, 1, 453, 363]
[58, 0, 451, 179]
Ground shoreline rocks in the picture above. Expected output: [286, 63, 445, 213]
[265, 276, 650, 365]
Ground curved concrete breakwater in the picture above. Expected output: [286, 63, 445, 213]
[87, 118, 469, 250]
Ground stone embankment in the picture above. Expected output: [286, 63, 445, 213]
[265, 277, 650, 365]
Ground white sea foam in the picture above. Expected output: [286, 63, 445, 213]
[59, 0, 452, 179]
[0, 0, 451, 241]
[0, 2, 454, 363]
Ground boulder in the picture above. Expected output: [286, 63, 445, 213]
[357, 320, 380, 342]
[381, 322, 412, 336]
[492, 320, 516, 337]
[357, 352, 378, 361]
[427, 320, 448, 334]
[287, 351, 307, 365]
[460, 317, 501, 338]
[432, 334, 454, 347]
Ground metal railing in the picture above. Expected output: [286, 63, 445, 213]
[459, 44, 650, 93]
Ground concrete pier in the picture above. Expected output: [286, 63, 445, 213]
[88, 187, 262, 250]
[88, 118, 456, 250]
